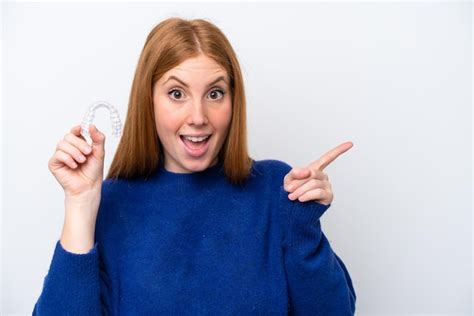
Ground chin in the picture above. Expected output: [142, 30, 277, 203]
[182, 159, 212, 171]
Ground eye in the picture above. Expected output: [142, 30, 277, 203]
[168, 88, 185, 100]
[208, 88, 226, 100]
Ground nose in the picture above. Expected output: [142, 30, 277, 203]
[186, 99, 208, 126]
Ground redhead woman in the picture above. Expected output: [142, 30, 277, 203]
[33, 17, 356, 315]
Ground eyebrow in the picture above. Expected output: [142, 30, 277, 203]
[164, 75, 228, 88]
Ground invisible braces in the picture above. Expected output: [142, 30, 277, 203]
[80, 101, 123, 139]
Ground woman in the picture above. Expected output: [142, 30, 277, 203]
[33, 17, 356, 315]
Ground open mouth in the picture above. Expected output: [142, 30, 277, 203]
[180, 134, 212, 157]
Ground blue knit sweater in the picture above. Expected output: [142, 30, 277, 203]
[33, 159, 356, 315]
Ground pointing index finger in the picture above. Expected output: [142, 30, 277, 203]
[311, 141, 354, 171]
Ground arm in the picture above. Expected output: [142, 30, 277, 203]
[279, 186, 356, 315]
[32, 240, 104, 315]
[32, 199, 111, 315]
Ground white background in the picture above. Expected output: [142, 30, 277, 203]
[1, 1, 472, 315]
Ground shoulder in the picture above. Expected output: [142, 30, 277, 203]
[100, 178, 121, 201]
[249, 159, 294, 194]
[100, 176, 137, 199]
[97, 177, 136, 214]
[252, 158, 293, 181]
[95, 178, 126, 224]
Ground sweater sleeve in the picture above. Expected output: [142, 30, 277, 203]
[279, 185, 356, 315]
[32, 239, 108, 315]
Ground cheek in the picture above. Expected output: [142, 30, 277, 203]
[154, 102, 181, 140]
[213, 101, 232, 130]
[222, 106, 233, 132]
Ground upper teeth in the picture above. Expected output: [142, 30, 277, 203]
[183, 135, 210, 142]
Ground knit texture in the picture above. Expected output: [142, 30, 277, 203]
[33, 159, 356, 315]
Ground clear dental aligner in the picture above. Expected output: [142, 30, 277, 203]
[81, 101, 123, 139]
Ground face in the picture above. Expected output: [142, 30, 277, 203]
[152, 54, 232, 173]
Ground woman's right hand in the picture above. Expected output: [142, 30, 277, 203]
[48, 124, 106, 200]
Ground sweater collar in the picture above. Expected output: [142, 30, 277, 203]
[156, 160, 224, 180]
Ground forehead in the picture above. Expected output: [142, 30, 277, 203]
[168, 55, 227, 76]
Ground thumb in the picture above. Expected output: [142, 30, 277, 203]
[89, 124, 106, 152]
[295, 167, 310, 178]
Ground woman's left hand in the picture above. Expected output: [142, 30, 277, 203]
[283, 141, 354, 206]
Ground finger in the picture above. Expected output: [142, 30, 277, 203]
[88, 124, 106, 148]
[284, 167, 311, 189]
[65, 129, 93, 156]
[286, 170, 328, 192]
[310, 141, 353, 171]
[57, 140, 87, 164]
[55, 150, 79, 169]
[288, 178, 325, 200]
[71, 125, 88, 141]
[297, 188, 326, 203]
